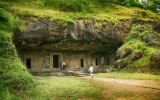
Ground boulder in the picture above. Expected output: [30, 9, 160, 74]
[131, 51, 143, 61]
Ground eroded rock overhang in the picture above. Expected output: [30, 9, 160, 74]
[14, 18, 160, 55]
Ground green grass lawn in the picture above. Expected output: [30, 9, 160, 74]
[11, 76, 99, 100]
[94, 72, 160, 81]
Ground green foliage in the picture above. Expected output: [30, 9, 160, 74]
[0, 8, 33, 100]
[0, 8, 8, 22]
[155, 0, 160, 4]
[43, 0, 92, 12]
[110, 65, 119, 72]
[102, 0, 142, 8]
[151, 50, 160, 59]
[140, 30, 149, 37]
[113, 0, 134, 6]
[0, 0, 32, 2]
[13, 17, 25, 34]
[124, 24, 152, 42]
[0, 31, 11, 46]
[112, 0, 158, 12]
[122, 39, 146, 51]
[0, 1, 10, 10]
[0, 8, 11, 31]
[158, 33, 160, 38]
[0, 8, 25, 33]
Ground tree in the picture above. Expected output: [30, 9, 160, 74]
[155, 0, 160, 4]
[155, 0, 160, 14]
[141, 0, 149, 9]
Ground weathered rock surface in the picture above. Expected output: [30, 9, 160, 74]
[14, 19, 132, 55]
[131, 51, 143, 61]
[150, 51, 160, 70]
[114, 60, 128, 69]
[14, 18, 160, 55]
[141, 33, 160, 46]
[116, 48, 132, 59]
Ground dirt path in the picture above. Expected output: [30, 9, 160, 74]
[82, 76, 160, 90]
[80, 76, 160, 100]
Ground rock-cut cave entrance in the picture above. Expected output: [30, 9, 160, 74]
[53, 55, 59, 68]
[26, 58, 31, 69]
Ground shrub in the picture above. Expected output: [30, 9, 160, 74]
[0, 8, 8, 22]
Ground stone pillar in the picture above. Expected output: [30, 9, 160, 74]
[109, 54, 116, 65]
[92, 61, 96, 66]
[87, 52, 92, 67]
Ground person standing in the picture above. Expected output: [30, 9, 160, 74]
[62, 61, 66, 70]
[88, 65, 94, 78]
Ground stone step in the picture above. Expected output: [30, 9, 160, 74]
[66, 71, 89, 77]
[29, 69, 66, 76]
[29, 69, 90, 76]
[76, 72, 90, 77]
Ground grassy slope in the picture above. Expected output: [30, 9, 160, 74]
[115, 24, 160, 74]
[0, 8, 33, 100]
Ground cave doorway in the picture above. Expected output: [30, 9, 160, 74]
[26, 58, 31, 69]
[96, 58, 98, 66]
[53, 55, 59, 68]
[107, 58, 109, 65]
[80, 59, 84, 67]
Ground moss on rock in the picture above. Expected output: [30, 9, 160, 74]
[115, 24, 160, 73]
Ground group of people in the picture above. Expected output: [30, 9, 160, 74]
[60, 61, 94, 78]
[59, 57, 104, 78]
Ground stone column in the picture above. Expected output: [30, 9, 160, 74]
[87, 52, 92, 67]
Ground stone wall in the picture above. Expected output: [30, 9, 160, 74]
[18, 49, 115, 71]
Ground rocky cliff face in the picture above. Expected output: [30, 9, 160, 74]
[14, 19, 131, 55]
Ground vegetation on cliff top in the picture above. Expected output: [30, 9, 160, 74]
[0, 0, 160, 23]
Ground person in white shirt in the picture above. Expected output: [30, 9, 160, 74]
[88, 65, 94, 78]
